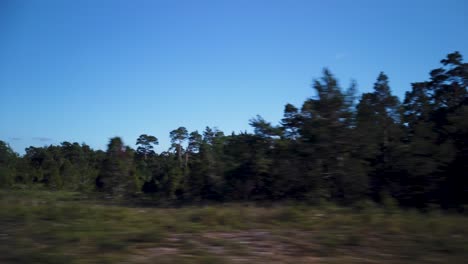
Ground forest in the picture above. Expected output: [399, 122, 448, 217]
[1, 51, 467, 210]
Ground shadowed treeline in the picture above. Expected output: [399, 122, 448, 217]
[1, 52, 467, 210]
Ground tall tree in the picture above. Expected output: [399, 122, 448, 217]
[0, 141, 17, 187]
[356, 72, 402, 200]
[200, 127, 226, 200]
[397, 52, 467, 207]
[281, 103, 301, 140]
[170, 127, 188, 167]
[299, 69, 367, 203]
[96, 137, 135, 197]
[136, 134, 159, 159]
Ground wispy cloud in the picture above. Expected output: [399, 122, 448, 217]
[32, 137, 53, 142]
[334, 53, 348, 60]
[9, 137, 22, 141]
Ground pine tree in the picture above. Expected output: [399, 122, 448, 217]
[356, 72, 403, 201]
[96, 137, 135, 197]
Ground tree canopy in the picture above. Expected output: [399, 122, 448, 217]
[1, 52, 467, 209]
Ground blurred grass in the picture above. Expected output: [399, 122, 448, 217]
[0, 190, 467, 263]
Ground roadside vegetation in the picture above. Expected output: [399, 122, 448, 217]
[1, 52, 467, 263]
[1, 190, 467, 263]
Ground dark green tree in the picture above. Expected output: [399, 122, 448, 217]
[96, 137, 136, 197]
[170, 127, 188, 167]
[356, 72, 403, 201]
[136, 134, 159, 159]
[298, 69, 367, 203]
[0, 141, 17, 187]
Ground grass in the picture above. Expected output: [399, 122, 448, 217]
[0, 190, 467, 263]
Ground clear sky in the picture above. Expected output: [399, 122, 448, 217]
[1, 0, 467, 154]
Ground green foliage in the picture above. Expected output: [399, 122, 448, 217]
[0, 141, 17, 187]
[96, 137, 136, 197]
[2, 51, 468, 209]
[136, 134, 159, 159]
[1, 191, 467, 263]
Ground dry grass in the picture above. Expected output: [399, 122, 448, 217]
[0, 190, 467, 263]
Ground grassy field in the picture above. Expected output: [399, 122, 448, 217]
[0, 190, 467, 263]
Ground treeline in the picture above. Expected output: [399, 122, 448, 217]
[1, 52, 467, 209]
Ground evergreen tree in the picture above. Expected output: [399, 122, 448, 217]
[96, 137, 135, 197]
[136, 134, 159, 159]
[0, 141, 17, 187]
[356, 72, 403, 201]
[298, 69, 367, 203]
[170, 127, 188, 167]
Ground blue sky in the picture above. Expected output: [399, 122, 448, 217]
[1, 0, 467, 154]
